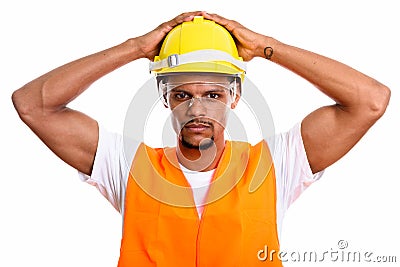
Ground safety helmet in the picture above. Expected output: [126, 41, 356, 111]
[149, 16, 246, 80]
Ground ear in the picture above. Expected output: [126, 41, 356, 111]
[163, 95, 169, 108]
[162, 94, 169, 109]
[230, 92, 241, 109]
[230, 80, 241, 109]
[157, 77, 169, 108]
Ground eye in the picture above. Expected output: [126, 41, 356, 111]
[173, 92, 191, 101]
[208, 93, 221, 99]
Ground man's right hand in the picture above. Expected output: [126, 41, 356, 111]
[136, 11, 204, 60]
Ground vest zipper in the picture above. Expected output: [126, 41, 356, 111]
[195, 204, 207, 267]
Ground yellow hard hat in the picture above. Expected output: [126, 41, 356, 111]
[149, 16, 246, 79]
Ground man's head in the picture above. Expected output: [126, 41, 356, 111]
[157, 72, 241, 150]
[150, 16, 246, 151]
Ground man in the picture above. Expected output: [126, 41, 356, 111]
[12, 11, 390, 266]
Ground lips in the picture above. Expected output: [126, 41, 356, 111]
[183, 120, 212, 132]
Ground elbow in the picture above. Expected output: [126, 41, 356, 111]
[368, 82, 391, 120]
[12, 87, 40, 124]
[12, 89, 27, 118]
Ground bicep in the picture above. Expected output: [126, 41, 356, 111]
[301, 104, 370, 173]
[29, 107, 99, 176]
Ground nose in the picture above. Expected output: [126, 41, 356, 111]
[186, 97, 207, 117]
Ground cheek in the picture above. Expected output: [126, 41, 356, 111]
[212, 108, 229, 120]
[209, 110, 230, 131]
[170, 112, 182, 133]
[170, 108, 185, 122]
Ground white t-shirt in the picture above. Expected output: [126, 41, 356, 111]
[179, 164, 215, 217]
[79, 122, 323, 239]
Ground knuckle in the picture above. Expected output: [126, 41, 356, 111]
[230, 19, 238, 25]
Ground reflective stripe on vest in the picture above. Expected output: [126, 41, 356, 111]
[118, 140, 283, 267]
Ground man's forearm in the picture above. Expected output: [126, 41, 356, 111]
[13, 38, 143, 114]
[264, 37, 389, 113]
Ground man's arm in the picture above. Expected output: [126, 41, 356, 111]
[12, 12, 203, 176]
[204, 12, 391, 173]
[269, 42, 390, 173]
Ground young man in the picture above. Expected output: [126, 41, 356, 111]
[12, 11, 390, 266]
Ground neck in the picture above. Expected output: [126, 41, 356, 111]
[177, 137, 226, 172]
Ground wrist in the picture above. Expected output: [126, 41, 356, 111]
[256, 37, 280, 60]
[122, 38, 147, 61]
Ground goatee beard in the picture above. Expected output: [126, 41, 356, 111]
[181, 136, 215, 150]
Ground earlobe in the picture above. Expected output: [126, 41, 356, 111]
[230, 94, 241, 109]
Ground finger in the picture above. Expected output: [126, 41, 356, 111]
[202, 12, 239, 32]
[155, 11, 202, 35]
[169, 11, 204, 28]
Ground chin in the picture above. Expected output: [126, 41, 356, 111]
[180, 135, 215, 150]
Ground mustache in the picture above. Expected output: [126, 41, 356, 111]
[181, 118, 214, 128]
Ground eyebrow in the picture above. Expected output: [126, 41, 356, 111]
[169, 88, 227, 94]
[204, 89, 228, 94]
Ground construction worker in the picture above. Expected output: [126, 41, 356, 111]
[12, 11, 390, 266]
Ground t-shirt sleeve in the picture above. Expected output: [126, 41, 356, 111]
[268, 122, 324, 216]
[78, 125, 138, 214]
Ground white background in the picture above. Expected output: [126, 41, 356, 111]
[1, 0, 399, 266]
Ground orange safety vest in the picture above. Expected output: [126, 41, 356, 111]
[118, 140, 283, 267]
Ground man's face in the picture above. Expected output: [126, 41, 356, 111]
[161, 74, 240, 150]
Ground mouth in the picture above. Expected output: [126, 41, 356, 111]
[183, 119, 213, 133]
